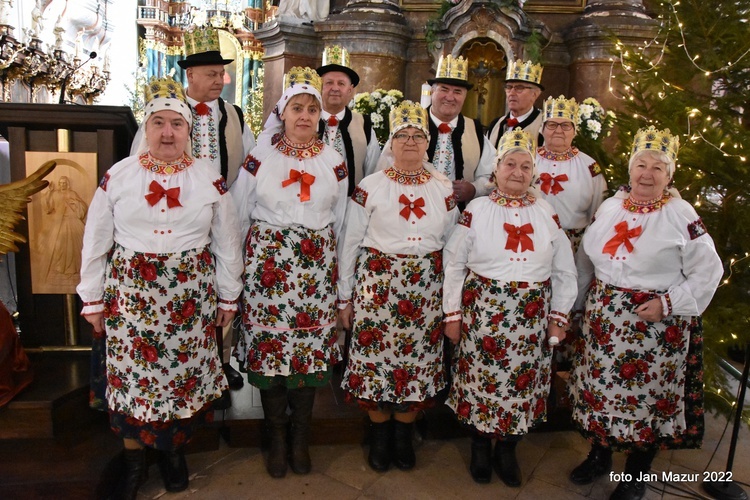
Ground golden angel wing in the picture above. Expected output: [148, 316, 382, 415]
[0, 161, 56, 255]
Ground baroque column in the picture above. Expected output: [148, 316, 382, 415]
[564, 0, 658, 108]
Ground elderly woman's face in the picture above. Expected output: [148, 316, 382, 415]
[630, 152, 671, 201]
[281, 93, 320, 144]
[495, 150, 534, 195]
[146, 110, 190, 162]
[541, 119, 575, 152]
[391, 126, 428, 170]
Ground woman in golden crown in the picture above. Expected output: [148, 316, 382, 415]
[442, 128, 576, 487]
[337, 101, 458, 472]
[567, 126, 723, 500]
[77, 77, 243, 498]
[229, 67, 348, 478]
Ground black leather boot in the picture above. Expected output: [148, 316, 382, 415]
[288, 387, 315, 474]
[570, 443, 613, 485]
[610, 448, 656, 500]
[223, 363, 245, 390]
[494, 439, 521, 487]
[121, 448, 147, 500]
[157, 449, 189, 492]
[392, 420, 416, 470]
[368, 420, 391, 472]
[469, 434, 492, 484]
[260, 385, 289, 478]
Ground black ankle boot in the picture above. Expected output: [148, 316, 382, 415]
[288, 387, 315, 474]
[392, 420, 416, 470]
[368, 420, 391, 472]
[260, 386, 289, 478]
[469, 434, 492, 484]
[121, 448, 147, 500]
[494, 440, 521, 487]
[158, 449, 188, 492]
[610, 448, 656, 500]
[570, 444, 613, 485]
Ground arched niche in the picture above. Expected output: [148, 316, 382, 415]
[217, 29, 244, 107]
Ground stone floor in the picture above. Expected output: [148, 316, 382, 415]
[135, 409, 750, 500]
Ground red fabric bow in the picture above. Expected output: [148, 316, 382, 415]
[282, 169, 316, 202]
[438, 123, 452, 134]
[327, 115, 339, 126]
[504, 223, 534, 252]
[399, 194, 426, 221]
[602, 221, 642, 257]
[506, 117, 519, 128]
[194, 102, 210, 116]
[538, 173, 569, 195]
[145, 180, 182, 208]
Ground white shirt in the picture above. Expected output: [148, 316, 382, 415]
[321, 109, 381, 178]
[443, 191, 577, 316]
[230, 137, 348, 241]
[534, 147, 608, 230]
[575, 194, 723, 316]
[337, 167, 459, 301]
[77, 154, 244, 314]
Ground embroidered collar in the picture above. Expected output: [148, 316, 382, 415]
[139, 152, 193, 175]
[384, 166, 432, 185]
[537, 147, 578, 161]
[623, 193, 671, 214]
[489, 189, 536, 208]
[276, 134, 324, 159]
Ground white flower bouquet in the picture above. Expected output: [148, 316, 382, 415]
[576, 97, 615, 142]
[352, 89, 404, 146]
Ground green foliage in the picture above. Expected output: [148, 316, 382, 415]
[594, 0, 750, 422]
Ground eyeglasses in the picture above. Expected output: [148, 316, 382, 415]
[393, 133, 427, 144]
[504, 84, 534, 93]
[544, 122, 575, 131]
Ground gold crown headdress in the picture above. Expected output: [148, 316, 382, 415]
[317, 45, 360, 86]
[435, 55, 469, 82]
[283, 66, 322, 93]
[144, 77, 188, 104]
[631, 126, 679, 163]
[183, 27, 221, 56]
[142, 77, 191, 123]
[389, 100, 429, 136]
[505, 59, 543, 88]
[497, 128, 536, 158]
[543, 95, 578, 123]
[321, 45, 350, 68]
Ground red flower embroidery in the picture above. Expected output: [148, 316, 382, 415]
[619, 362, 637, 380]
[300, 238, 316, 257]
[260, 270, 277, 288]
[141, 344, 158, 363]
[632, 292, 650, 304]
[457, 401, 471, 418]
[181, 299, 196, 318]
[109, 374, 123, 388]
[348, 374, 362, 389]
[482, 336, 498, 353]
[664, 325, 681, 345]
[177, 352, 188, 363]
[296, 312, 312, 328]
[140, 262, 157, 281]
[462, 290, 475, 306]
[393, 368, 409, 381]
[429, 328, 442, 345]
[397, 300, 414, 316]
[358, 331, 374, 347]
[490, 313, 504, 325]
[176, 272, 188, 283]
[515, 373, 531, 391]
[523, 301, 540, 318]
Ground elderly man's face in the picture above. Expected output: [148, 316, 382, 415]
[186, 65, 226, 102]
[505, 82, 541, 116]
[321, 71, 355, 114]
[431, 83, 467, 123]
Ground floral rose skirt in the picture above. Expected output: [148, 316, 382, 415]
[89, 244, 225, 448]
[235, 222, 340, 389]
[447, 273, 553, 437]
[342, 248, 446, 410]
[569, 279, 704, 451]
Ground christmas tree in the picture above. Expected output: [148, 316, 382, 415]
[600, 0, 750, 421]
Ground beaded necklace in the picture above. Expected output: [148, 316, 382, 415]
[384, 166, 432, 185]
[138, 152, 193, 175]
[623, 192, 671, 214]
[489, 189, 536, 208]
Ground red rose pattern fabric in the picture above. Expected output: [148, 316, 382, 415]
[235, 222, 341, 383]
[342, 248, 445, 406]
[99, 244, 225, 424]
[569, 279, 704, 451]
[447, 272, 553, 437]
